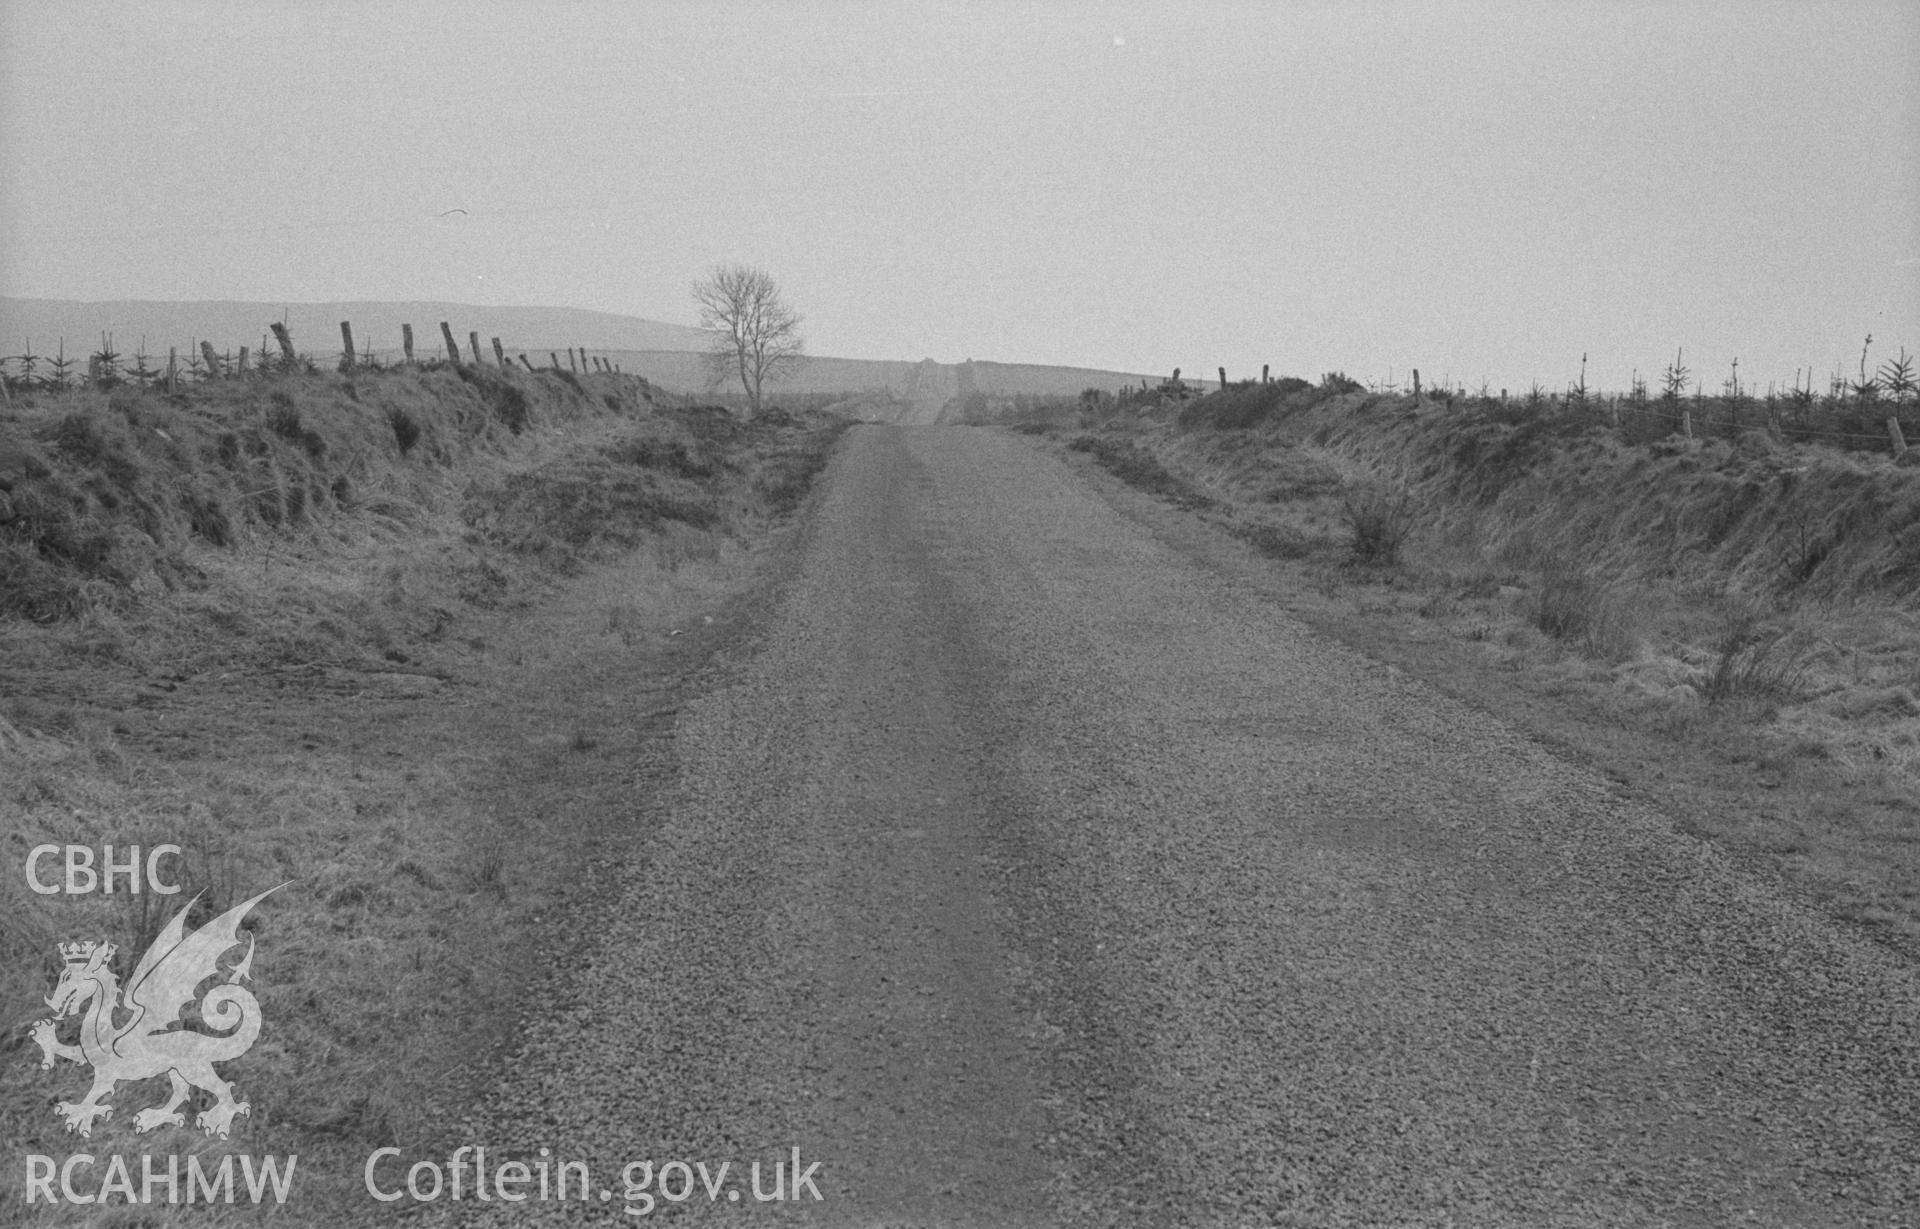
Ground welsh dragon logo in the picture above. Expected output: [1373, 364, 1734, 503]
[31, 885, 282, 1139]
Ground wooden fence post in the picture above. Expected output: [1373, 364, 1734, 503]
[200, 341, 221, 377]
[519, 354, 535, 372]
[237, 346, 250, 374]
[270, 323, 296, 366]
[550, 351, 562, 371]
[467, 331, 481, 367]
[166, 348, 178, 394]
[402, 323, 415, 364]
[569, 348, 579, 373]
[1219, 366, 1227, 389]
[1889, 415, 1908, 458]
[437, 322, 459, 365]
[492, 337, 506, 367]
[1681, 409, 1694, 440]
[339, 322, 356, 370]
[1412, 369, 1421, 400]
[1262, 364, 1269, 383]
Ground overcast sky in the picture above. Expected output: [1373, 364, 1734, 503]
[2, 0, 1915, 392]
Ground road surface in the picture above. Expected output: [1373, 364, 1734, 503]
[449, 424, 1919, 1226]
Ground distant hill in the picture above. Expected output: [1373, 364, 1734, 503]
[0, 298, 716, 360]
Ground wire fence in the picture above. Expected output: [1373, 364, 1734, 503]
[1532, 392, 1917, 454]
[7, 334, 1915, 458]
[1091, 366, 1920, 459]
[0, 318, 629, 398]
[1407, 391, 1920, 456]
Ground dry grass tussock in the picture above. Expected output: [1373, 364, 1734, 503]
[1339, 480, 1417, 565]
[1526, 563, 1644, 663]
[0, 366, 850, 1213]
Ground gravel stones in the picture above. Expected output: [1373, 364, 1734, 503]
[443, 425, 1919, 1227]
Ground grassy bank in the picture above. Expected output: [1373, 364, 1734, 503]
[0, 363, 847, 1219]
[1001, 377, 1920, 958]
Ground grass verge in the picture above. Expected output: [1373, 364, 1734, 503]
[0, 366, 849, 1222]
[1012, 383, 1920, 960]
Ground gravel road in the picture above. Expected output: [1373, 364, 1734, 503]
[443, 424, 1920, 1226]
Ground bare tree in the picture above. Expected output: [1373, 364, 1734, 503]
[692, 263, 805, 415]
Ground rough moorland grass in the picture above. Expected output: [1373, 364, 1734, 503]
[1259, 449, 1345, 502]
[1069, 434, 1215, 509]
[1702, 606, 1814, 709]
[1292, 392, 1920, 604]
[463, 452, 721, 563]
[1174, 377, 1321, 431]
[0, 364, 643, 621]
[0, 378, 852, 1216]
[461, 409, 850, 565]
